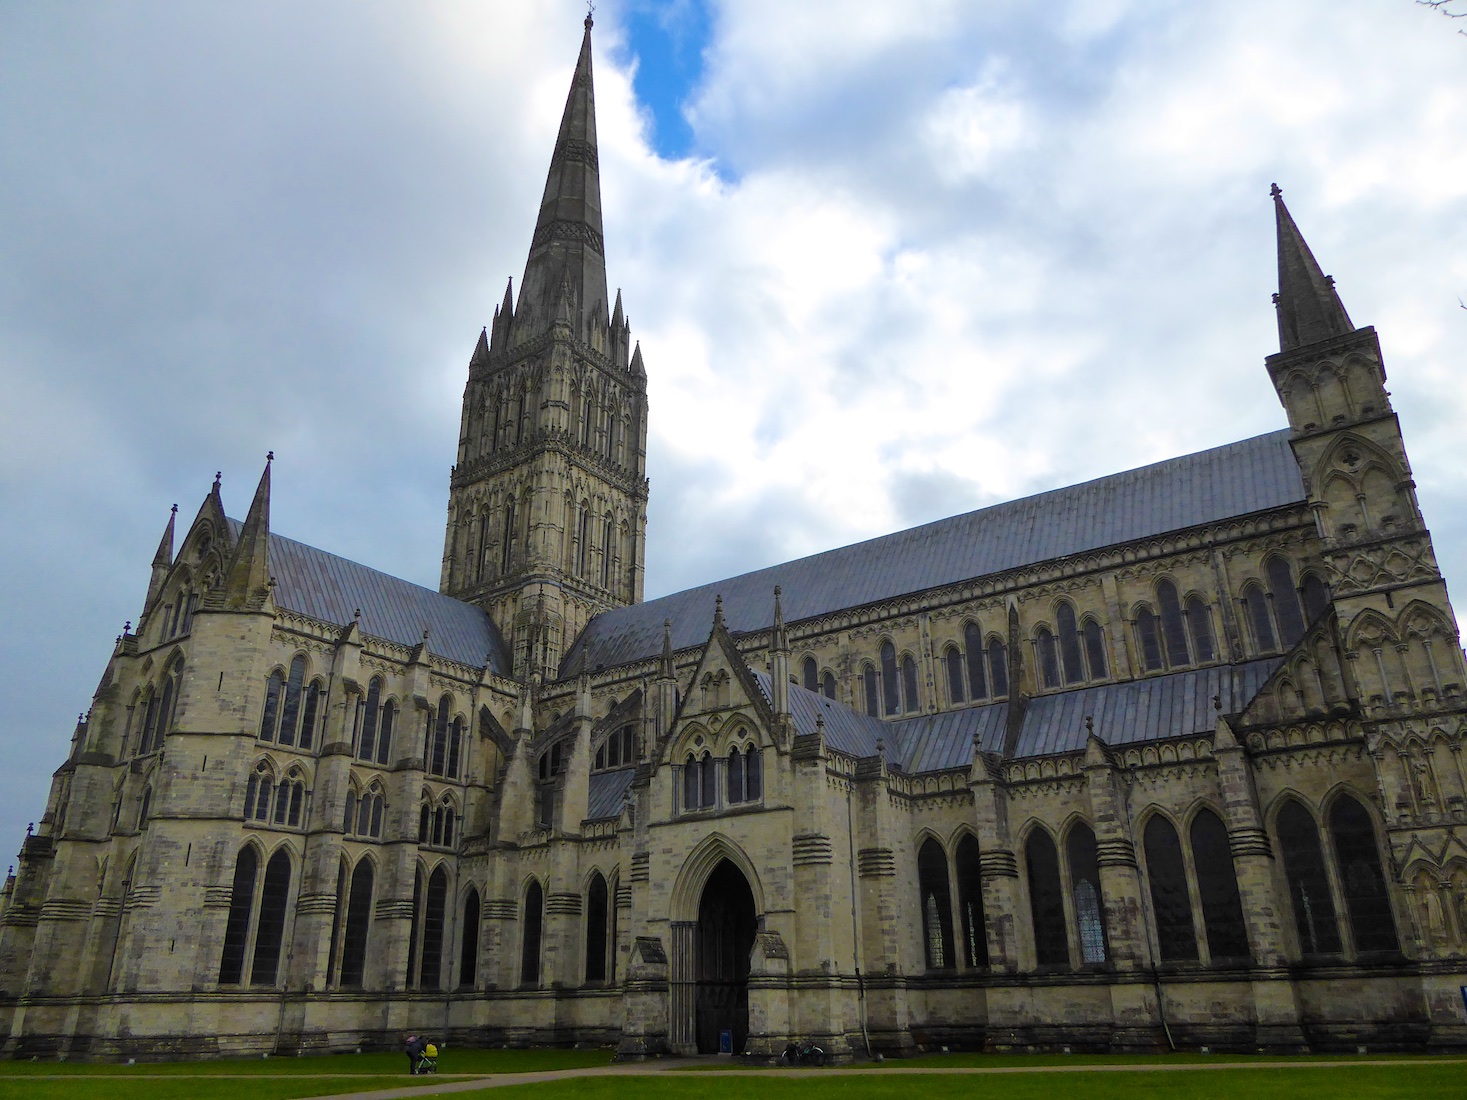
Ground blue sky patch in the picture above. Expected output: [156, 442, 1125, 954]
[620, 0, 711, 159]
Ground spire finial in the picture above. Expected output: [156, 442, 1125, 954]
[585, 0, 594, 30]
[170, 503, 178, 515]
[266, 450, 274, 463]
[1270, 182, 1282, 199]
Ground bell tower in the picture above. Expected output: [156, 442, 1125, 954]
[441, 15, 649, 680]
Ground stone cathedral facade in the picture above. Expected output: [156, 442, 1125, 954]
[4, 21, 1467, 1061]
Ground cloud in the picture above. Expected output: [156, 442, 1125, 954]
[1, 0, 1465, 855]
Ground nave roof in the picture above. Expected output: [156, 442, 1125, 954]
[564, 430, 1305, 675]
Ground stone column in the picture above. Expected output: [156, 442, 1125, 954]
[1082, 736, 1162, 1052]
[1212, 717, 1305, 1050]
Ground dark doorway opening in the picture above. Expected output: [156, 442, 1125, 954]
[695, 858, 757, 1055]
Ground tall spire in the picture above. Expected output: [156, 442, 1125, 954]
[223, 453, 273, 608]
[152, 505, 177, 570]
[514, 16, 608, 341]
[1272, 184, 1355, 353]
[144, 504, 178, 613]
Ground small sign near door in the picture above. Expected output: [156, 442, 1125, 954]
[719, 1029, 733, 1055]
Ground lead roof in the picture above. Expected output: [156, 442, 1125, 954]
[563, 430, 1304, 676]
[753, 659, 1281, 771]
[227, 520, 510, 674]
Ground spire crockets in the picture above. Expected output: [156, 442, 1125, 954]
[514, 15, 608, 341]
[1272, 184, 1355, 353]
[223, 453, 273, 609]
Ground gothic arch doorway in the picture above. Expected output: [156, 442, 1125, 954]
[694, 859, 757, 1054]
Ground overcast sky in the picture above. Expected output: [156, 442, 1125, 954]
[2, 0, 1464, 857]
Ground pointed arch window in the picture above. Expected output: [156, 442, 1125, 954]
[1067, 823, 1108, 965]
[1057, 603, 1085, 684]
[880, 642, 900, 716]
[244, 762, 273, 823]
[862, 664, 879, 717]
[917, 838, 954, 969]
[945, 644, 965, 704]
[576, 505, 591, 576]
[1025, 829, 1068, 969]
[964, 622, 988, 699]
[417, 865, 448, 991]
[1328, 795, 1398, 954]
[987, 638, 1009, 698]
[802, 657, 819, 693]
[1036, 628, 1060, 689]
[537, 741, 564, 826]
[140, 690, 160, 755]
[682, 753, 701, 811]
[1186, 597, 1216, 664]
[447, 716, 464, 779]
[586, 873, 609, 983]
[406, 867, 423, 987]
[820, 671, 836, 700]
[1189, 809, 1249, 961]
[218, 846, 258, 985]
[1277, 800, 1341, 955]
[901, 654, 920, 713]
[359, 677, 384, 763]
[259, 670, 284, 742]
[501, 498, 517, 574]
[521, 880, 544, 986]
[299, 680, 321, 750]
[427, 696, 454, 778]
[1242, 582, 1277, 653]
[327, 860, 347, 988]
[954, 834, 988, 969]
[477, 511, 492, 580]
[1301, 572, 1330, 624]
[459, 887, 481, 989]
[1157, 580, 1190, 668]
[726, 746, 745, 804]
[338, 857, 374, 987]
[1082, 619, 1108, 679]
[700, 750, 716, 808]
[601, 515, 614, 588]
[1143, 816, 1197, 962]
[1267, 557, 1306, 647]
[1136, 608, 1164, 671]
[250, 850, 292, 985]
[278, 656, 306, 748]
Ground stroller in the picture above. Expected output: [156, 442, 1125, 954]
[415, 1043, 439, 1075]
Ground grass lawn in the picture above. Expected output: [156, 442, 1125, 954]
[495, 1065, 1466, 1100]
[0, 1053, 1463, 1100]
[0, 1047, 613, 1076]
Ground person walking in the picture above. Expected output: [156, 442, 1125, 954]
[405, 1034, 425, 1075]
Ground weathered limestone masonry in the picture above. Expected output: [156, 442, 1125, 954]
[3, 18, 1466, 1062]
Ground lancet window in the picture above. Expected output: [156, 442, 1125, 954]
[357, 677, 395, 766]
[917, 838, 955, 970]
[218, 846, 294, 988]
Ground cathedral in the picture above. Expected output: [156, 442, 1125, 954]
[4, 18, 1467, 1061]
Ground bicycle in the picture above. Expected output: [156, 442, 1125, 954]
[780, 1039, 826, 1066]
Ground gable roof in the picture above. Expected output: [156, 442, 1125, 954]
[228, 520, 510, 674]
[752, 659, 1282, 772]
[564, 430, 1304, 675]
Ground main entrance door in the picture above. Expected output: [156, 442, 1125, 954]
[695, 858, 757, 1054]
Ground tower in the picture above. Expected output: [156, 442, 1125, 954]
[440, 16, 649, 680]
